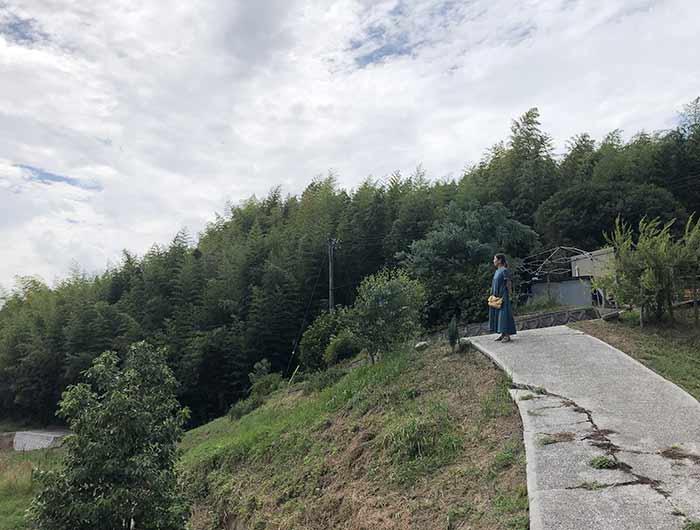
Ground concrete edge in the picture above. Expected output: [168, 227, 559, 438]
[509, 389, 545, 530]
[467, 333, 543, 530]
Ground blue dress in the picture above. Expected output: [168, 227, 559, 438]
[489, 267, 517, 335]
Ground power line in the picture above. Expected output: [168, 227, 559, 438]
[285, 252, 326, 374]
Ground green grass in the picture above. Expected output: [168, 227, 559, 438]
[589, 456, 617, 469]
[684, 521, 700, 530]
[514, 295, 563, 316]
[180, 349, 413, 473]
[0, 449, 62, 530]
[180, 343, 528, 529]
[573, 307, 700, 400]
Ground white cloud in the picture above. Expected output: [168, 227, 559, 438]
[0, 0, 698, 288]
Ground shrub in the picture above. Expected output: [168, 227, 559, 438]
[447, 315, 458, 352]
[229, 395, 263, 421]
[302, 366, 347, 395]
[299, 311, 342, 371]
[596, 216, 700, 326]
[349, 269, 426, 361]
[324, 331, 363, 365]
[229, 371, 283, 421]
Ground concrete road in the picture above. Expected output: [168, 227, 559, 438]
[470, 326, 700, 530]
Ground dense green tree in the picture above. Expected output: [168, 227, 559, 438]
[535, 183, 686, 249]
[28, 342, 189, 530]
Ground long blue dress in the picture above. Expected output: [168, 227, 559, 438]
[489, 267, 517, 335]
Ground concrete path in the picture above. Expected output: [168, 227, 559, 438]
[470, 326, 700, 530]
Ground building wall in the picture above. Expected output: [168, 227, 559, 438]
[571, 248, 614, 278]
[531, 278, 593, 307]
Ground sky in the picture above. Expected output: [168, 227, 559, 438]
[0, 0, 698, 290]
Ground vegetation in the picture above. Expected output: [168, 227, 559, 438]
[0, 450, 61, 530]
[27, 342, 189, 530]
[0, 101, 698, 429]
[179, 342, 528, 530]
[597, 216, 700, 326]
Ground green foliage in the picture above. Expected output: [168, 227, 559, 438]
[381, 401, 462, 483]
[298, 310, 341, 371]
[589, 456, 618, 469]
[301, 366, 347, 395]
[323, 330, 363, 365]
[535, 182, 685, 249]
[515, 294, 562, 315]
[27, 342, 189, 530]
[597, 217, 700, 324]
[348, 269, 426, 358]
[447, 315, 458, 352]
[400, 202, 538, 325]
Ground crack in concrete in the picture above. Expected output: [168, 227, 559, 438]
[511, 381, 684, 512]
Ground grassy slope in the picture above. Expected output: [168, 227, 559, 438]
[0, 450, 61, 530]
[572, 307, 700, 400]
[179, 343, 528, 530]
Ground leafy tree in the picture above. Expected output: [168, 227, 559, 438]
[596, 217, 698, 326]
[535, 182, 686, 249]
[299, 310, 342, 371]
[348, 269, 425, 361]
[28, 342, 189, 530]
[400, 203, 538, 324]
[324, 330, 363, 365]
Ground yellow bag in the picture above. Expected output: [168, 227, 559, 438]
[488, 295, 503, 309]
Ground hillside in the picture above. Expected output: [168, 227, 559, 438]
[178, 342, 528, 530]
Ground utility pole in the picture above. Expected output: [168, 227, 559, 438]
[328, 238, 337, 311]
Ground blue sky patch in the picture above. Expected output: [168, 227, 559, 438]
[17, 164, 101, 191]
[0, 9, 48, 46]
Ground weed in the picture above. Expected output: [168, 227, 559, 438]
[589, 456, 618, 469]
[683, 521, 700, 530]
[572, 481, 607, 490]
[490, 440, 521, 474]
[480, 377, 513, 419]
[537, 432, 576, 446]
[382, 401, 462, 483]
[519, 394, 535, 401]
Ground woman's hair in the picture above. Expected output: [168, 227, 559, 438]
[495, 253, 508, 266]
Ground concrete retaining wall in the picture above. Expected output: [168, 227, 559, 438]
[12, 431, 69, 451]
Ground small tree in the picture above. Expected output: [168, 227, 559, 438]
[447, 315, 458, 353]
[597, 217, 684, 327]
[349, 269, 426, 362]
[28, 342, 189, 530]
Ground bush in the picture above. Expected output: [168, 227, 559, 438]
[349, 269, 426, 361]
[324, 331, 363, 365]
[302, 366, 347, 395]
[299, 311, 342, 371]
[596, 217, 700, 326]
[229, 395, 263, 420]
[229, 371, 283, 421]
[447, 315, 458, 352]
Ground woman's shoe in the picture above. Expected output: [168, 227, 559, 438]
[494, 335, 503, 342]
[502, 335, 511, 343]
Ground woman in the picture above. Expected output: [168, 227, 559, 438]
[489, 254, 516, 342]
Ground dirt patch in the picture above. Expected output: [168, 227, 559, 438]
[0, 432, 14, 450]
[659, 447, 700, 465]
